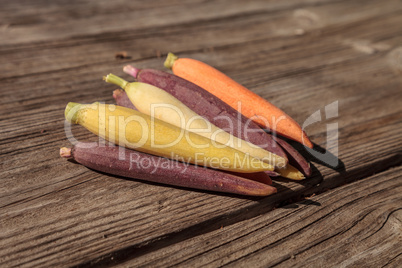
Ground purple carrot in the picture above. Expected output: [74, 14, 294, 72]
[60, 142, 277, 196]
[123, 65, 287, 164]
[113, 89, 136, 110]
[229, 170, 277, 183]
[274, 137, 312, 177]
[264, 170, 280, 177]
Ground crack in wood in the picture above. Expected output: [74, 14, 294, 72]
[361, 208, 402, 242]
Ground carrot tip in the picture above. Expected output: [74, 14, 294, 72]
[240, 184, 277, 196]
[261, 185, 278, 196]
[112, 89, 123, 99]
[164, 52, 178, 69]
[305, 140, 314, 149]
[302, 131, 314, 148]
[60, 147, 72, 158]
[290, 173, 305, 180]
[123, 65, 140, 78]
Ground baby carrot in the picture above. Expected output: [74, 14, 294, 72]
[111, 93, 303, 180]
[104, 74, 286, 168]
[64, 102, 273, 173]
[60, 142, 277, 196]
[112, 90, 279, 182]
[276, 164, 305, 180]
[113, 72, 306, 180]
[122, 65, 287, 161]
[164, 53, 314, 148]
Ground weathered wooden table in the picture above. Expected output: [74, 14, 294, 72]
[1, 0, 401, 267]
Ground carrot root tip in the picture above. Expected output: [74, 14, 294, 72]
[123, 65, 140, 78]
[112, 89, 123, 99]
[60, 147, 72, 158]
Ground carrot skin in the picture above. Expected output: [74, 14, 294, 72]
[123, 66, 287, 161]
[105, 74, 281, 169]
[265, 170, 280, 177]
[113, 89, 136, 110]
[228, 171, 274, 185]
[114, 75, 303, 180]
[165, 54, 314, 148]
[61, 143, 277, 196]
[112, 90, 275, 184]
[114, 89, 136, 109]
[274, 137, 312, 177]
[66, 102, 273, 173]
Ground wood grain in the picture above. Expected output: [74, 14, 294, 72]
[0, 0, 401, 267]
[117, 166, 402, 267]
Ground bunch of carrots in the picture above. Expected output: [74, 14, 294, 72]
[61, 53, 313, 196]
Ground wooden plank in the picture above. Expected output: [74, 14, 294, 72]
[0, 70, 400, 266]
[1, 0, 401, 78]
[1, 0, 368, 46]
[119, 166, 402, 267]
[1, 0, 402, 267]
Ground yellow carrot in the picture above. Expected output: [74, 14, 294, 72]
[104, 74, 286, 168]
[64, 102, 273, 173]
[276, 165, 305, 180]
[164, 53, 314, 148]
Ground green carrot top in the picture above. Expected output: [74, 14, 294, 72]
[103, 73, 129, 89]
[164, 52, 178, 69]
[65, 102, 82, 123]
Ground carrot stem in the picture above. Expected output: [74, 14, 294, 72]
[103, 73, 128, 89]
[164, 52, 178, 69]
[64, 102, 82, 124]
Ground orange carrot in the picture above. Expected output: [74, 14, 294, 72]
[164, 53, 314, 148]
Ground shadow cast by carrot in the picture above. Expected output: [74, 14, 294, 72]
[272, 161, 323, 186]
[307, 142, 346, 174]
[262, 180, 322, 209]
[267, 161, 323, 208]
[276, 136, 346, 174]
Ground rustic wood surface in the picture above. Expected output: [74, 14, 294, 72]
[0, 0, 401, 267]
